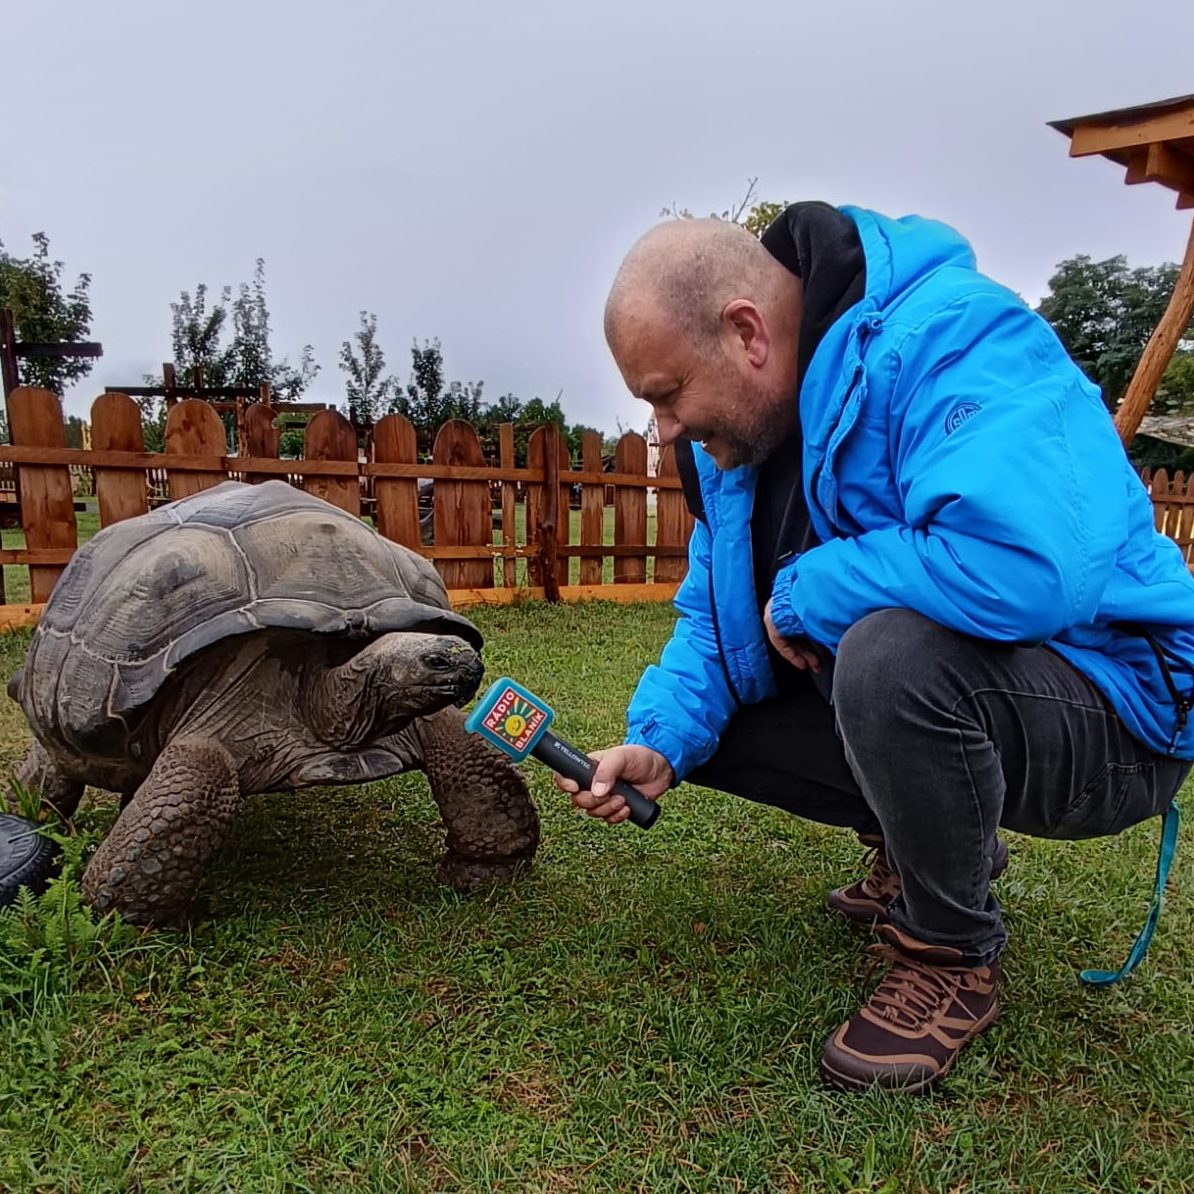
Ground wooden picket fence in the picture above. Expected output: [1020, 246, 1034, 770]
[1139, 466, 1194, 565]
[0, 388, 695, 630]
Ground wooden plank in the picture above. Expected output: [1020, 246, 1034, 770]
[1116, 216, 1194, 444]
[540, 422, 564, 602]
[373, 414, 422, 548]
[165, 399, 229, 501]
[8, 388, 78, 603]
[432, 420, 492, 589]
[90, 391, 148, 526]
[0, 309, 19, 399]
[0, 446, 222, 470]
[1132, 143, 1194, 197]
[447, 582, 681, 608]
[0, 447, 681, 488]
[302, 409, 360, 515]
[110, 384, 262, 399]
[412, 543, 685, 560]
[0, 548, 76, 565]
[1153, 469, 1171, 534]
[499, 422, 516, 588]
[0, 603, 45, 633]
[653, 443, 691, 584]
[1180, 193, 1194, 211]
[242, 403, 280, 484]
[613, 432, 648, 583]
[16, 342, 102, 359]
[1177, 475, 1194, 563]
[525, 426, 570, 589]
[1125, 151, 1151, 184]
[1070, 106, 1194, 157]
[579, 430, 604, 585]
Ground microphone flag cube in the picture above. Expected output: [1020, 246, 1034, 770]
[464, 677, 554, 762]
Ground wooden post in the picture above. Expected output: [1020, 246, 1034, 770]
[1116, 215, 1194, 444]
[541, 422, 562, 602]
[432, 420, 492, 590]
[579, 429, 604, 585]
[653, 444, 692, 583]
[162, 363, 177, 408]
[302, 410, 359, 515]
[498, 422, 517, 588]
[165, 399, 227, 501]
[9, 388, 79, 602]
[614, 432, 648, 583]
[373, 413, 421, 548]
[0, 310, 19, 401]
[91, 392, 148, 526]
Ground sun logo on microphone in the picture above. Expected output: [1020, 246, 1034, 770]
[481, 686, 547, 753]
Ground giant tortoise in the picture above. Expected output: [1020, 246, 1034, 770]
[5, 479, 538, 927]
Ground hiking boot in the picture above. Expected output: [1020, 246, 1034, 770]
[819, 925, 1000, 1094]
[827, 833, 1009, 927]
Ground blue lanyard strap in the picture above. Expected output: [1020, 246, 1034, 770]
[1080, 800, 1181, 988]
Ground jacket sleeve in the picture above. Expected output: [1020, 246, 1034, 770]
[767, 292, 1128, 650]
[625, 516, 739, 780]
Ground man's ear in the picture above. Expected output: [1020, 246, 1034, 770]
[722, 299, 770, 366]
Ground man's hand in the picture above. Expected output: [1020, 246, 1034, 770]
[764, 598, 823, 673]
[552, 744, 674, 825]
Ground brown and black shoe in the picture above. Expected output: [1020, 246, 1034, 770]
[820, 925, 1000, 1094]
[826, 834, 1009, 928]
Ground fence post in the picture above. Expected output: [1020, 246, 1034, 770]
[498, 423, 517, 588]
[432, 419, 492, 591]
[653, 443, 691, 584]
[91, 392, 148, 526]
[373, 414, 421, 548]
[579, 429, 604, 586]
[614, 432, 648, 584]
[8, 387, 78, 603]
[303, 410, 359, 515]
[541, 422, 562, 602]
[243, 402, 280, 484]
[165, 399, 227, 501]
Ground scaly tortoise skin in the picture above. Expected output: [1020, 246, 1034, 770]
[6, 480, 538, 926]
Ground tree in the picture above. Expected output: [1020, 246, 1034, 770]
[162, 259, 320, 396]
[1035, 254, 1191, 411]
[169, 282, 234, 387]
[0, 232, 95, 394]
[389, 338, 484, 451]
[661, 178, 787, 241]
[339, 311, 401, 428]
[1156, 350, 1194, 416]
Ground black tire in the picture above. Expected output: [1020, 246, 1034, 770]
[0, 813, 60, 907]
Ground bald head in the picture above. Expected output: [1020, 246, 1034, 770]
[602, 218, 804, 471]
[604, 217, 796, 355]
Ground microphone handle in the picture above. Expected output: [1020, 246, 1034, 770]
[531, 730, 661, 829]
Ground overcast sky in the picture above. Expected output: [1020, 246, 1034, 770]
[5, 0, 1193, 431]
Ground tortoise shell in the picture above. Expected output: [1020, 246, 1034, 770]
[12, 480, 482, 756]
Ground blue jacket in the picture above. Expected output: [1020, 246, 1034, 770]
[626, 205, 1194, 780]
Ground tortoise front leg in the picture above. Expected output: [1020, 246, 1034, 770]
[82, 737, 239, 929]
[415, 706, 540, 890]
[7, 740, 84, 821]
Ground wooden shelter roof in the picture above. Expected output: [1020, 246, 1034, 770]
[1048, 93, 1194, 210]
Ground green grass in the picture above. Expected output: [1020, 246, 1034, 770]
[1, 602, 1193, 1192]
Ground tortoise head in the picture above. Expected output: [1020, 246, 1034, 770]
[306, 631, 483, 749]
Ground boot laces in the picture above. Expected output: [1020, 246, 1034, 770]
[863, 945, 980, 1030]
[860, 846, 901, 901]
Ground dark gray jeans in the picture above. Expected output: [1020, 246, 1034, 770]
[688, 608, 1189, 964]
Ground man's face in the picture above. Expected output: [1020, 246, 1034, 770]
[608, 299, 795, 471]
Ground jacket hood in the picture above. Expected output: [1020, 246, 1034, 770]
[844, 206, 979, 311]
